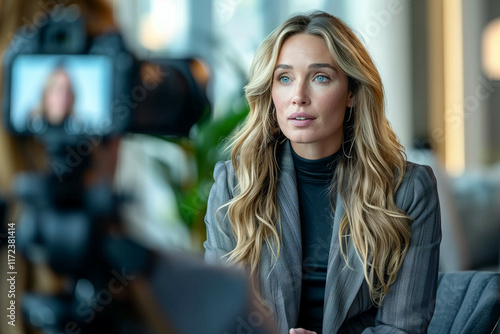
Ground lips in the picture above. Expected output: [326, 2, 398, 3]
[288, 112, 316, 127]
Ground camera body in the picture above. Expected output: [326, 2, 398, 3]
[3, 9, 132, 141]
[2, 5, 209, 142]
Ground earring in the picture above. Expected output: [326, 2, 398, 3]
[342, 106, 355, 159]
[342, 140, 354, 159]
[345, 106, 353, 122]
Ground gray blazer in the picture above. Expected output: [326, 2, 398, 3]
[204, 141, 442, 334]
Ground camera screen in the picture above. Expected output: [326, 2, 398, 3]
[10, 55, 113, 135]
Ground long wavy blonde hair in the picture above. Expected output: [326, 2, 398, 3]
[220, 11, 411, 306]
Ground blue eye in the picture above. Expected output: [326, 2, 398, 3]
[279, 76, 290, 83]
[315, 75, 329, 82]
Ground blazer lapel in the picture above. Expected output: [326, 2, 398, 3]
[261, 140, 366, 333]
[259, 141, 303, 332]
[323, 194, 366, 334]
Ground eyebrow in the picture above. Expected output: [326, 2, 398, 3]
[274, 63, 337, 72]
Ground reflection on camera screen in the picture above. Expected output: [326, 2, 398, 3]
[11, 55, 112, 135]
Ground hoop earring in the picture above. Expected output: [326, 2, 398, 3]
[345, 106, 353, 122]
[342, 106, 355, 159]
[342, 138, 355, 159]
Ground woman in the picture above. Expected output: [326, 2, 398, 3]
[40, 67, 75, 125]
[28, 66, 80, 133]
[204, 11, 441, 334]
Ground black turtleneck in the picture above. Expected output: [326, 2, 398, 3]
[292, 147, 341, 334]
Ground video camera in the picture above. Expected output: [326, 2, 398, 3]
[1, 5, 218, 334]
[2, 5, 209, 141]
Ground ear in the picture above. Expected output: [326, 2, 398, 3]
[347, 90, 356, 108]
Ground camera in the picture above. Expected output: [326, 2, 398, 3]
[1, 5, 212, 334]
[2, 5, 209, 142]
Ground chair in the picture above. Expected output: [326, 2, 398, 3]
[428, 271, 500, 334]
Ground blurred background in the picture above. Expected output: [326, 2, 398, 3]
[0, 0, 499, 332]
[114, 0, 500, 272]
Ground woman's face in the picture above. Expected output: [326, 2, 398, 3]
[44, 70, 74, 125]
[271, 33, 354, 159]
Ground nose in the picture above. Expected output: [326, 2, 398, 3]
[291, 81, 310, 106]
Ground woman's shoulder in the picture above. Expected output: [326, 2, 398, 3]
[213, 160, 238, 197]
[403, 161, 437, 188]
[214, 159, 236, 178]
[396, 161, 439, 210]
[404, 161, 436, 183]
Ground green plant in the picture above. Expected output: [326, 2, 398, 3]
[154, 103, 249, 241]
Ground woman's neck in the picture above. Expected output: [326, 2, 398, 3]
[290, 140, 342, 160]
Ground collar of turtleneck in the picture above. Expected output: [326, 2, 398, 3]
[291, 147, 342, 184]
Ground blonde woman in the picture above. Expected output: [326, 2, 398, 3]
[39, 67, 75, 125]
[28, 66, 78, 133]
[205, 11, 441, 334]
